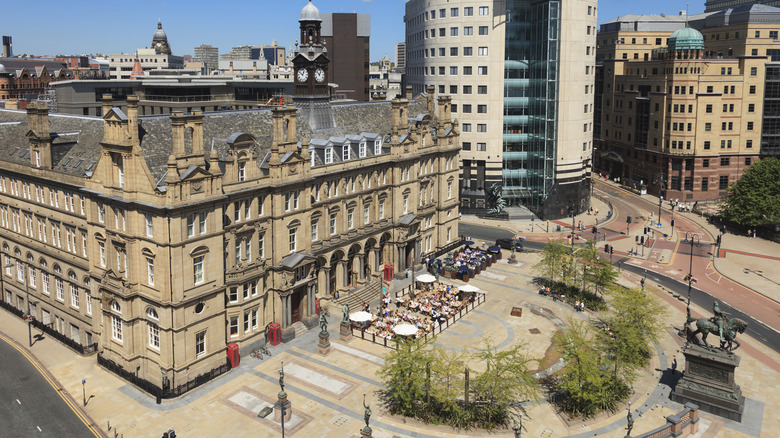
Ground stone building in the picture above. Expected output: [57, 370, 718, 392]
[109, 21, 184, 80]
[595, 5, 780, 202]
[0, 71, 458, 395]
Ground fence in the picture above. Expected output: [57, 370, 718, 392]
[350, 293, 486, 349]
[635, 403, 699, 438]
[97, 353, 231, 403]
[0, 299, 97, 355]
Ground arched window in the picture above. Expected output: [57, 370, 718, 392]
[147, 308, 160, 349]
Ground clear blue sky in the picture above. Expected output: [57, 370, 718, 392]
[4, 1, 706, 62]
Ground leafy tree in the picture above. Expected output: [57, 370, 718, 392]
[378, 337, 434, 419]
[722, 157, 780, 227]
[470, 339, 540, 429]
[535, 240, 570, 284]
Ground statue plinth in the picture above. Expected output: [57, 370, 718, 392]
[671, 344, 744, 421]
[318, 330, 331, 355]
[360, 426, 372, 437]
[340, 321, 352, 341]
[274, 394, 292, 423]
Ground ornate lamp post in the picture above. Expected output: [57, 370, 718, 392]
[652, 172, 667, 228]
[683, 231, 701, 314]
[568, 200, 576, 250]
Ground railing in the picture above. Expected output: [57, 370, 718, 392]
[142, 94, 214, 102]
[0, 299, 97, 355]
[350, 293, 486, 348]
[97, 353, 231, 402]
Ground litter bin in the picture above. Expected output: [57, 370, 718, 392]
[269, 322, 281, 346]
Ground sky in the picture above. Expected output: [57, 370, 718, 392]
[4, 1, 706, 62]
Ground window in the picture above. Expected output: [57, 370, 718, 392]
[477, 105, 487, 113]
[706, 104, 712, 113]
[463, 66, 472, 75]
[704, 123, 711, 132]
[462, 142, 471, 151]
[751, 67, 758, 76]
[464, 7, 473, 16]
[478, 66, 488, 75]
[719, 176, 729, 190]
[747, 121, 754, 130]
[230, 316, 239, 337]
[329, 213, 337, 235]
[479, 6, 489, 15]
[145, 214, 153, 237]
[147, 308, 160, 348]
[478, 47, 488, 56]
[478, 26, 488, 35]
[478, 85, 487, 94]
[70, 284, 79, 308]
[464, 47, 473, 56]
[289, 227, 297, 252]
[311, 219, 319, 241]
[363, 205, 370, 225]
[746, 139, 753, 149]
[721, 157, 730, 166]
[464, 26, 473, 36]
[258, 233, 265, 259]
[745, 157, 752, 166]
[195, 331, 206, 357]
[749, 85, 756, 94]
[771, 31, 779, 39]
[450, 66, 458, 75]
[237, 161, 246, 182]
[463, 104, 472, 113]
[111, 301, 122, 342]
[146, 258, 154, 285]
[450, 27, 458, 36]
[477, 143, 487, 151]
[463, 85, 472, 94]
[342, 144, 351, 160]
[701, 178, 709, 192]
[403, 194, 409, 214]
[374, 140, 382, 155]
[324, 147, 334, 164]
[99, 242, 106, 267]
[451, 7, 458, 16]
[97, 203, 105, 223]
[748, 103, 755, 113]
[704, 141, 711, 150]
[193, 255, 204, 284]
[347, 208, 354, 229]
[477, 124, 487, 132]
[379, 199, 385, 219]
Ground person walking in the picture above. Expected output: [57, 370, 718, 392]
[671, 356, 678, 374]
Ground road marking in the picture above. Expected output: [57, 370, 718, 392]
[16, 398, 20, 404]
[37, 426, 41, 432]
[0, 333, 102, 437]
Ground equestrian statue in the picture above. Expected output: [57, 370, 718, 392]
[685, 301, 747, 351]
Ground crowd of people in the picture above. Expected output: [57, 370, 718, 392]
[359, 282, 481, 341]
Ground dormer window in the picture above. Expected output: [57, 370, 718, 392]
[359, 141, 367, 158]
[374, 139, 382, 155]
[325, 147, 333, 164]
[237, 161, 246, 182]
[343, 143, 351, 160]
[116, 155, 125, 188]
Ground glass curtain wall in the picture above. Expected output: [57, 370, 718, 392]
[503, 0, 560, 213]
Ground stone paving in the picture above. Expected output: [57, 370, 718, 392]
[1, 226, 779, 436]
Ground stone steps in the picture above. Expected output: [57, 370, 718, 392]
[334, 279, 383, 312]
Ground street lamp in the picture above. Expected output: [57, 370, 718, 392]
[5, 261, 33, 347]
[568, 200, 576, 251]
[683, 231, 701, 314]
[653, 173, 667, 228]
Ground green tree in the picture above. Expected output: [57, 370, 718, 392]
[535, 240, 570, 284]
[378, 337, 434, 419]
[722, 157, 780, 227]
[470, 339, 540, 429]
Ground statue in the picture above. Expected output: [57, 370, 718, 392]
[342, 303, 350, 324]
[362, 393, 372, 430]
[278, 361, 285, 394]
[512, 418, 523, 438]
[319, 312, 328, 333]
[486, 182, 506, 214]
[685, 304, 748, 351]
[625, 402, 634, 438]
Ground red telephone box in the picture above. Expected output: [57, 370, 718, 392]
[269, 322, 281, 346]
[383, 264, 394, 281]
[227, 343, 240, 368]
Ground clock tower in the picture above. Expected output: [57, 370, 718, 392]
[293, 1, 330, 99]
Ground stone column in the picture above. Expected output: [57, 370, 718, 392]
[323, 267, 331, 297]
[286, 295, 292, 326]
[359, 254, 366, 280]
[280, 295, 287, 327]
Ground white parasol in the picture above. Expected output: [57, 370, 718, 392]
[458, 285, 481, 293]
[392, 324, 419, 336]
[349, 311, 373, 322]
[416, 274, 437, 283]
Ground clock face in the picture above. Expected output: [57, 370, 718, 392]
[297, 68, 308, 82]
[314, 68, 325, 83]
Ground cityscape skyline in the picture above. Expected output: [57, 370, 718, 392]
[4, 0, 705, 62]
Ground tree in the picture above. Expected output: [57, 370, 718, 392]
[722, 157, 780, 228]
[470, 339, 540, 429]
[535, 240, 570, 284]
[378, 337, 434, 419]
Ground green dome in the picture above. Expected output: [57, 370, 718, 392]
[668, 27, 704, 51]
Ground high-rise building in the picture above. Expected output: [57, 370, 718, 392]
[395, 42, 406, 70]
[705, 0, 780, 12]
[321, 12, 371, 102]
[2, 36, 11, 58]
[405, 0, 597, 218]
[595, 5, 780, 203]
[194, 45, 219, 69]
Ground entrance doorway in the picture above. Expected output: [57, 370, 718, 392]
[290, 287, 305, 323]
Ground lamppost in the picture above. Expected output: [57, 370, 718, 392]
[5, 261, 32, 347]
[568, 200, 576, 250]
[683, 231, 701, 313]
[653, 172, 667, 228]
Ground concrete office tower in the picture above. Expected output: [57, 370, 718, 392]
[194, 45, 219, 69]
[320, 12, 371, 102]
[595, 5, 780, 203]
[405, 0, 597, 218]
[2, 36, 11, 58]
[395, 42, 406, 69]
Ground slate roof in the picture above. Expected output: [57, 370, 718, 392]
[0, 96, 432, 188]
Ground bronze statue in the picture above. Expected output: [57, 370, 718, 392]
[685, 303, 748, 351]
[319, 312, 328, 333]
[342, 303, 350, 324]
[279, 362, 285, 393]
[363, 393, 372, 429]
[625, 402, 634, 438]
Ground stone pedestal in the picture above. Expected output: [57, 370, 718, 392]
[274, 392, 292, 422]
[671, 344, 744, 422]
[340, 321, 352, 341]
[318, 330, 331, 355]
[360, 426, 372, 437]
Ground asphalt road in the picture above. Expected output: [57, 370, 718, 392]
[0, 336, 99, 437]
[459, 222, 547, 252]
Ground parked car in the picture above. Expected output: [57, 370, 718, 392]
[495, 238, 523, 252]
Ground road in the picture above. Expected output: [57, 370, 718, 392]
[0, 335, 100, 437]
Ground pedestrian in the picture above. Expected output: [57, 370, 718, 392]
[671, 356, 678, 374]
[753, 230, 757, 238]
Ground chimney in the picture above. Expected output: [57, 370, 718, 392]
[101, 94, 113, 118]
[437, 95, 452, 130]
[126, 95, 139, 146]
[391, 98, 408, 144]
[26, 101, 52, 169]
[426, 85, 436, 115]
[405, 85, 413, 99]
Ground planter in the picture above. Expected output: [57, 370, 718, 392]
[451, 270, 457, 280]
[463, 273, 470, 282]
[481, 261, 486, 270]
[486, 258, 492, 267]
[475, 265, 481, 275]
[469, 269, 475, 279]
[497, 251, 502, 260]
